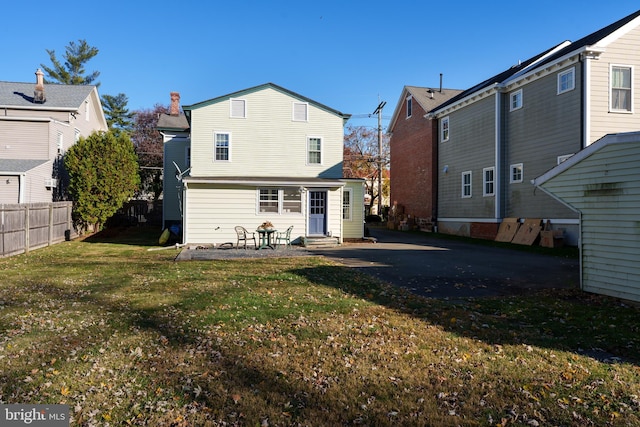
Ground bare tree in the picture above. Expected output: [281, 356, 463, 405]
[131, 105, 168, 200]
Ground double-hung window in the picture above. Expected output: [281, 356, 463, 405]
[343, 188, 352, 220]
[483, 167, 495, 196]
[308, 137, 322, 164]
[557, 68, 575, 94]
[258, 188, 302, 214]
[441, 116, 450, 142]
[510, 89, 523, 111]
[461, 171, 472, 198]
[611, 65, 632, 112]
[214, 132, 230, 161]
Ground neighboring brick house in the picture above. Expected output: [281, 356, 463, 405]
[387, 85, 462, 229]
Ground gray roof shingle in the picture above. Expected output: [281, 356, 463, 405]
[0, 81, 95, 110]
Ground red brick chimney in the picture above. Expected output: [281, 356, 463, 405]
[170, 92, 180, 116]
[34, 69, 46, 103]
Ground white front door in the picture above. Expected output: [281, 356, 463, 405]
[308, 190, 327, 236]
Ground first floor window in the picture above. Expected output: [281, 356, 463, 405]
[308, 137, 322, 164]
[258, 187, 302, 214]
[483, 167, 495, 196]
[343, 189, 352, 220]
[259, 189, 279, 213]
[462, 171, 472, 198]
[510, 163, 523, 183]
[214, 132, 230, 161]
[611, 65, 632, 111]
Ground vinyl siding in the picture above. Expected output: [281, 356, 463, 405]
[540, 140, 640, 302]
[589, 25, 640, 144]
[343, 180, 365, 239]
[504, 66, 581, 219]
[438, 95, 496, 219]
[0, 175, 20, 203]
[162, 134, 190, 224]
[189, 87, 344, 179]
[0, 120, 49, 160]
[183, 183, 345, 245]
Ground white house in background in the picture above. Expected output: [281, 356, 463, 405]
[534, 131, 640, 303]
[0, 69, 108, 203]
[159, 83, 364, 246]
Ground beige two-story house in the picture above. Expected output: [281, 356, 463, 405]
[0, 69, 108, 204]
[159, 83, 364, 246]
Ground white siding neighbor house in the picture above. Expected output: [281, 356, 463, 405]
[0, 69, 108, 203]
[159, 83, 364, 246]
[533, 132, 640, 303]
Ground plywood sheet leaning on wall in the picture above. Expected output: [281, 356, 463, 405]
[511, 218, 542, 245]
[495, 217, 520, 242]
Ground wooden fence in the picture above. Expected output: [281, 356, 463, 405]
[0, 202, 75, 257]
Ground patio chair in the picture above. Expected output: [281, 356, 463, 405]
[235, 226, 256, 249]
[274, 225, 293, 249]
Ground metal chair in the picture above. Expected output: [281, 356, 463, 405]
[235, 226, 256, 249]
[274, 225, 293, 249]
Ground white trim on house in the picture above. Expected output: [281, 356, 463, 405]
[510, 163, 523, 183]
[461, 170, 472, 198]
[557, 67, 576, 94]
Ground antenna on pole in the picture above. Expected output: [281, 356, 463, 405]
[372, 101, 386, 216]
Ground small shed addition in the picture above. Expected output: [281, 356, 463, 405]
[533, 132, 640, 303]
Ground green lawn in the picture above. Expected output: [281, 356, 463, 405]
[1, 227, 638, 426]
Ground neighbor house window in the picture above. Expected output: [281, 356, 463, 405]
[293, 102, 308, 121]
[214, 132, 230, 161]
[483, 167, 495, 196]
[441, 116, 450, 142]
[74, 128, 80, 143]
[557, 67, 575, 94]
[85, 100, 90, 121]
[510, 163, 523, 183]
[258, 188, 302, 214]
[259, 189, 279, 213]
[557, 153, 574, 164]
[57, 132, 64, 155]
[510, 89, 523, 111]
[230, 98, 246, 118]
[343, 188, 352, 220]
[461, 171, 472, 198]
[308, 137, 322, 164]
[406, 95, 413, 118]
[611, 65, 632, 112]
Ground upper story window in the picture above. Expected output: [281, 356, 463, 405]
[510, 89, 523, 111]
[557, 67, 575, 94]
[343, 188, 352, 220]
[293, 102, 308, 121]
[230, 98, 246, 118]
[483, 167, 495, 196]
[57, 132, 64, 155]
[611, 65, 632, 112]
[214, 131, 231, 161]
[461, 171, 472, 198]
[510, 163, 523, 183]
[406, 95, 413, 118]
[307, 137, 322, 164]
[74, 128, 80, 143]
[84, 100, 90, 121]
[441, 116, 450, 142]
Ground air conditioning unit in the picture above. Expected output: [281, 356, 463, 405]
[45, 178, 58, 188]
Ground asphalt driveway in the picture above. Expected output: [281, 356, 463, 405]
[311, 226, 580, 299]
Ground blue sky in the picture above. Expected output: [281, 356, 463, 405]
[3, 1, 638, 130]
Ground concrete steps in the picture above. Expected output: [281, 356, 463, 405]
[302, 236, 340, 248]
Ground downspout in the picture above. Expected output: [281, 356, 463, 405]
[181, 181, 188, 245]
[494, 88, 502, 221]
[581, 54, 590, 148]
